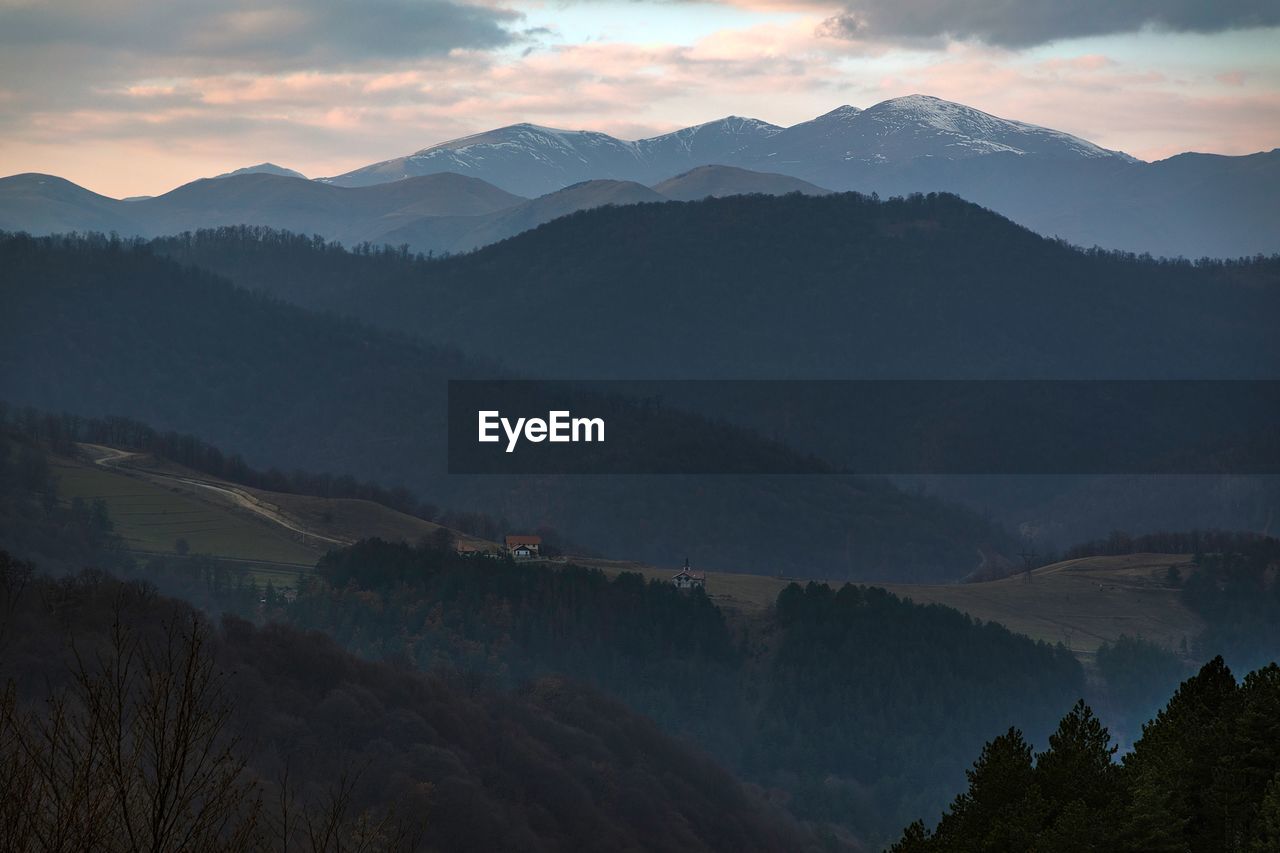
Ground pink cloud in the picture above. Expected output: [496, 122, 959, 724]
[1038, 54, 1117, 73]
[2, 16, 1277, 197]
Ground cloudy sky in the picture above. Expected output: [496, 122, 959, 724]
[1, 0, 1277, 197]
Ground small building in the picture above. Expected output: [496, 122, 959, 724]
[671, 558, 705, 591]
[505, 534, 542, 560]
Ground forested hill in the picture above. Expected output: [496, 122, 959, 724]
[892, 656, 1280, 853]
[146, 213, 1280, 549]
[0, 558, 811, 852]
[0, 233, 1012, 579]
[152, 193, 1280, 380]
[134, 537, 1085, 849]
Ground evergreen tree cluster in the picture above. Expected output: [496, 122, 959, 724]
[1182, 537, 1280, 671]
[1094, 634, 1189, 739]
[1064, 529, 1277, 561]
[893, 657, 1280, 853]
[0, 420, 126, 569]
[279, 539, 1084, 846]
[151, 199, 1280, 383]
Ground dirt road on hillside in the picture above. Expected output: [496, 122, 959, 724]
[80, 443, 348, 547]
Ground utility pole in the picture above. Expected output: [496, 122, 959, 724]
[1020, 548, 1038, 583]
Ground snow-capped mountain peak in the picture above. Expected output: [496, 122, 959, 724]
[414, 123, 633, 156]
[638, 115, 782, 162]
[858, 94, 1135, 161]
[810, 105, 863, 123]
[323, 95, 1138, 192]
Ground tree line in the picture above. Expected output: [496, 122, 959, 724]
[275, 538, 1084, 847]
[1063, 529, 1276, 561]
[1181, 537, 1280, 671]
[892, 656, 1280, 852]
[0, 554, 807, 852]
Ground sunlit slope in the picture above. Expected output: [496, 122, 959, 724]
[590, 553, 1203, 661]
[51, 453, 322, 565]
[52, 446, 499, 568]
[880, 554, 1202, 658]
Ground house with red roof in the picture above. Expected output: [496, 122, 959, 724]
[505, 534, 542, 560]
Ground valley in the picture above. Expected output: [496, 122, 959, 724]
[54, 440, 1203, 664]
[5, 8, 1279, 849]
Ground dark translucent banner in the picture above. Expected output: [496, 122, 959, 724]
[447, 380, 1280, 475]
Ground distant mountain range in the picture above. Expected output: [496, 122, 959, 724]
[0, 171, 522, 248]
[325, 114, 790, 194]
[1, 94, 1277, 257]
[320, 94, 1277, 258]
[326, 96, 1129, 193]
[0, 164, 827, 256]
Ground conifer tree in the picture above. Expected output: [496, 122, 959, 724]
[1250, 775, 1280, 853]
[931, 727, 1042, 852]
[1123, 656, 1240, 852]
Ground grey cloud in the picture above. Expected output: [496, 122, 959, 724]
[821, 0, 1280, 47]
[0, 0, 517, 72]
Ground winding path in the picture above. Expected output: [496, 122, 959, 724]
[80, 443, 348, 547]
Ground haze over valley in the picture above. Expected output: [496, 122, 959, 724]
[3, 1, 1280, 849]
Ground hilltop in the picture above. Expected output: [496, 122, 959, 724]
[0, 234, 1012, 580]
[0, 164, 834, 258]
[133, 198, 1280, 547]
[159, 193, 1280, 382]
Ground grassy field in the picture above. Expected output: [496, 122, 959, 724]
[51, 455, 324, 567]
[578, 552, 1203, 662]
[56, 444, 1204, 661]
[880, 554, 1202, 660]
[54, 446, 500, 586]
[102, 448, 501, 555]
[256, 490, 499, 554]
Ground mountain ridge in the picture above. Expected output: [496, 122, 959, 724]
[324, 95, 1134, 195]
[314, 94, 1277, 257]
[1, 228, 1017, 580]
[0, 165, 835, 257]
[6, 93, 1274, 256]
